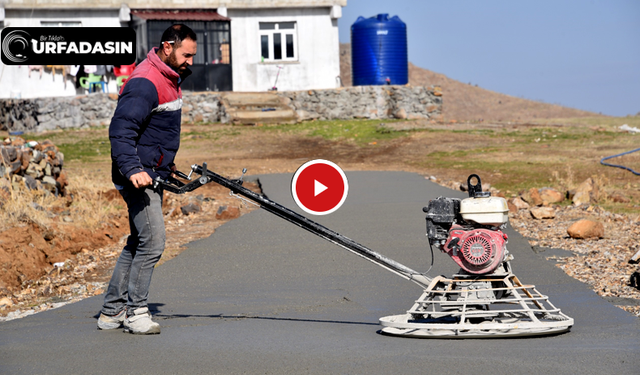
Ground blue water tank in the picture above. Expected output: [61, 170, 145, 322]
[351, 14, 408, 86]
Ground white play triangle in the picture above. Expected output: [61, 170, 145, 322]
[314, 180, 328, 196]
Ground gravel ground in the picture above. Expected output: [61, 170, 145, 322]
[509, 205, 640, 316]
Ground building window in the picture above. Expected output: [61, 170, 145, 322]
[259, 22, 297, 62]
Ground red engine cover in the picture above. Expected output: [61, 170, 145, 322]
[443, 225, 508, 274]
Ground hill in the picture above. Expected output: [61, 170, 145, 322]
[339, 44, 598, 122]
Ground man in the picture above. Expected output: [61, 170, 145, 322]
[97, 24, 197, 334]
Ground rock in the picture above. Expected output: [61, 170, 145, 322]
[23, 175, 38, 190]
[530, 206, 555, 219]
[521, 187, 543, 206]
[393, 108, 407, 119]
[11, 174, 24, 190]
[25, 163, 42, 179]
[509, 197, 530, 210]
[9, 159, 22, 174]
[216, 205, 241, 220]
[41, 175, 58, 192]
[609, 192, 630, 203]
[567, 219, 604, 239]
[20, 149, 31, 170]
[0, 297, 13, 308]
[56, 170, 69, 194]
[630, 272, 640, 290]
[4, 146, 18, 161]
[539, 187, 564, 204]
[180, 203, 201, 216]
[573, 178, 600, 206]
[11, 137, 26, 147]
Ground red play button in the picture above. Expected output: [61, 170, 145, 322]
[291, 159, 349, 215]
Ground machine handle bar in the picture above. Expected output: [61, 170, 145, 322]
[156, 163, 433, 289]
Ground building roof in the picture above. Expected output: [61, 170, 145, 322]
[131, 9, 230, 21]
[3, 0, 347, 10]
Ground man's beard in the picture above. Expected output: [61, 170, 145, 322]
[167, 50, 187, 74]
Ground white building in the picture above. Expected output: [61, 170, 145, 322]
[0, 0, 346, 98]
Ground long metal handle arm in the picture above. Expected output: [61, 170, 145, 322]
[163, 164, 432, 289]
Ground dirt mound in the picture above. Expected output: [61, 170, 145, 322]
[0, 174, 260, 319]
[0, 218, 128, 292]
[339, 43, 598, 121]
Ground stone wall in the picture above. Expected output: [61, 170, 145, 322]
[0, 94, 118, 133]
[279, 85, 442, 121]
[0, 85, 442, 133]
[180, 92, 226, 124]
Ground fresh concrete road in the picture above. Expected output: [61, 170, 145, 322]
[1, 171, 638, 374]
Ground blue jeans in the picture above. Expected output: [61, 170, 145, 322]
[101, 186, 165, 316]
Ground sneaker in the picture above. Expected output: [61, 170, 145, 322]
[123, 307, 161, 335]
[97, 310, 126, 330]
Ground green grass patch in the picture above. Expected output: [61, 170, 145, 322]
[450, 129, 497, 136]
[416, 155, 567, 192]
[260, 118, 411, 144]
[25, 128, 110, 163]
[56, 139, 111, 162]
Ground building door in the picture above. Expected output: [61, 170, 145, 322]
[143, 19, 232, 92]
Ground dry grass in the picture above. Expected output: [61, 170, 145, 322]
[0, 183, 56, 231]
[0, 167, 124, 233]
[63, 168, 125, 228]
[551, 166, 578, 191]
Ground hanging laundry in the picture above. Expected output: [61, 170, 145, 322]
[28, 65, 44, 78]
[68, 65, 81, 76]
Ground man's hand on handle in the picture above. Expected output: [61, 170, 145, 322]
[130, 171, 153, 189]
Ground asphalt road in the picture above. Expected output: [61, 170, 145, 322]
[1, 171, 638, 374]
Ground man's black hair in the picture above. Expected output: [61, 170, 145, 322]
[159, 24, 197, 48]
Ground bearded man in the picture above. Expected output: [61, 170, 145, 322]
[97, 24, 197, 334]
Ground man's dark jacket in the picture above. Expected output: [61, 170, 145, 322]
[109, 47, 191, 187]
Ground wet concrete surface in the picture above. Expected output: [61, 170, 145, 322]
[0, 171, 638, 374]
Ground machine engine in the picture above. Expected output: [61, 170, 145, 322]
[424, 175, 509, 275]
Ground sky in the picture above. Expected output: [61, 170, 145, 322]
[338, 0, 640, 117]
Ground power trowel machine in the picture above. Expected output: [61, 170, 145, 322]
[156, 164, 574, 338]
